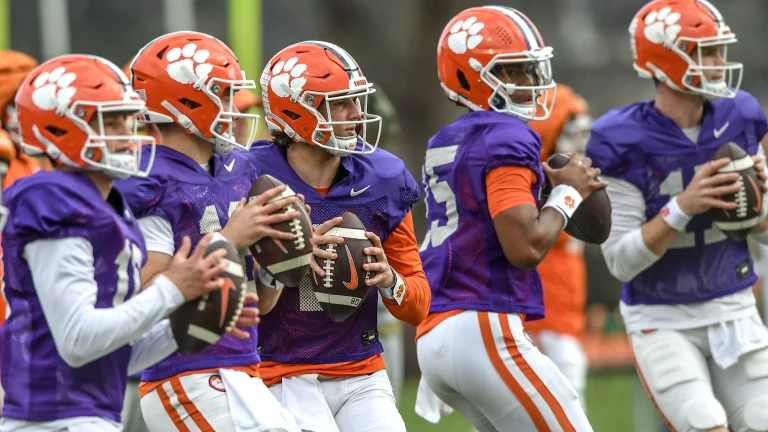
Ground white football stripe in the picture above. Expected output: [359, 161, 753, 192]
[267, 252, 313, 274]
[224, 259, 244, 277]
[249, 185, 296, 203]
[314, 292, 361, 306]
[718, 156, 754, 173]
[188, 324, 220, 344]
[326, 227, 368, 240]
[714, 216, 762, 231]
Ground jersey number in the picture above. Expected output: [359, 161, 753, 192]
[199, 201, 256, 292]
[114, 239, 144, 307]
[420, 145, 460, 251]
[659, 165, 725, 249]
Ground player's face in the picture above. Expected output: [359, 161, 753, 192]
[693, 44, 726, 83]
[493, 63, 535, 105]
[89, 112, 131, 153]
[328, 97, 362, 138]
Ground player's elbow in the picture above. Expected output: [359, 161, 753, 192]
[502, 245, 544, 271]
[602, 248, 635, 282]
[58, 348, 91, 369]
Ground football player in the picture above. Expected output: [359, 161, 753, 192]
[0, 54, 238, 431]
[117, 31, 301, 431]
[526, 83, 593, 410]
[415, 6, 601, 431]
[246, 41, 431, 431]
[587, 1, 768, 431]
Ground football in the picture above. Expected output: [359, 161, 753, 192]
[542, 153, 612, 244]
[709, 142, 763, 241]
[170, 235, 247, 354]
[247, 174, 313, 287]
[308, 211, 375, 322]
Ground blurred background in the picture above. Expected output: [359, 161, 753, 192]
[5, 0, 768, 430]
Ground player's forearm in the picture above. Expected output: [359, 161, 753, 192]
[494, 205, 564, 270]
[640, 212, 682, 256]
[381, 272, 431, 326]
[127, 319, 178, 375]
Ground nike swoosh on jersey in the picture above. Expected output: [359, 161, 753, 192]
[224, 160, 235, 172]
[350, 185, 371, 197]
[714, 122, 730, 138]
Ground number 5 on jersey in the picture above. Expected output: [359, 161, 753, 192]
[421, 145, 459, 251]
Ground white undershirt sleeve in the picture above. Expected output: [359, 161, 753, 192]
[127, 320, 178, 375]
[600, 176, 662, 282]
[25, 237, 186, 369]
[138, 216, 175, 256]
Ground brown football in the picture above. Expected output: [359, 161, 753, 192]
[247, 174, 313, 287]
[169, 235, 247, 354]
[709, 142, 763, 241]
[541, 153, 612, 244]
[308, 211, 375, 322]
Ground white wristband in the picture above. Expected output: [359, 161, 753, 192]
[542, 185, 583, 230]
[660, 196, 692, 232]
[378, 267, 406, 305]
[257, 266, 284, 290]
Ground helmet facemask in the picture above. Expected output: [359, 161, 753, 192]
[675, 34, 742, 100]
[30, 95, 157, 180]
[298, 81, 382, 157]
[482, 47, 556, 122]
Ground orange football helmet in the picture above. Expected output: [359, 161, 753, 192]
[15, 54, 155, 179]
[629, 0, 741, 99]
[130, 31, 259, 153]
[0, 50, 39, 146]
[260, 41, 381, 156]
[437, 6, 556, 121]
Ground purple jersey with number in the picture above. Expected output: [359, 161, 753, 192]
[586, 90, 768, 305]
[1, 171, 146, 422]
[115, 145, 260, 381]
[420, 111, 545, 320]
[243, 141, 419, 365]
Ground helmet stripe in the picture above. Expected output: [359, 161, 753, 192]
[696, 0, 724, 27]
[304, 40, 362, 80]
[484, 6, 540, 50]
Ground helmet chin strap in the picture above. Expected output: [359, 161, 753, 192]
[161, 101, 233, 154]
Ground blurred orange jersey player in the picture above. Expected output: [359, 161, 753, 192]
[0, 50, 42, 329]
[525, 83, 593, 408]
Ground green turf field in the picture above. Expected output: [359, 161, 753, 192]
[399, 372, 655, 431]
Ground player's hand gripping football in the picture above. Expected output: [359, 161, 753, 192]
[310, 216, 345, 277]
[363, 232, 394, 288]
[164, 234, 229, 301]
[220, 185, 301, 250]
[543, 153, 607, 199]
[676, 157, 744, 216]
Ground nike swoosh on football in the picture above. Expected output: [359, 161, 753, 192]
[224, 160, 235, 172]
[219, 279, 233, 328]
[350, 185, 371, 197]
[343, 245, 358, 290]
[714, 122, 730, 138]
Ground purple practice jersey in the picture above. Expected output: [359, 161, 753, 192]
[1, 171, 146, 422]
[420, 111, 546, 320]
[115, 145, 260, 382]
[587, 90, 768, 306]
[244, 141, 419, 365]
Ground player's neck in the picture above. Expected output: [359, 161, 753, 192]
[83, 171, 114, 200]
[654, 85, 705, 129]
[286, 143, 340, 189]
[161, 127, 214, 165]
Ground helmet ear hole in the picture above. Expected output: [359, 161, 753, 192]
[457, 70, 470, 91]
[282, 110, 301, 120]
